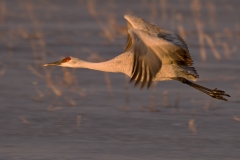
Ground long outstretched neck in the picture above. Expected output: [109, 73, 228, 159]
[73, 52, 132, 74]
[79, 60, 119, 72]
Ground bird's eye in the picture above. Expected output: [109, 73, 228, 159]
[62, 57, 71, 63]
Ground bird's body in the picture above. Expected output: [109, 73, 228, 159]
[67, 52, 195, 81]
[44, 15, 230, 101]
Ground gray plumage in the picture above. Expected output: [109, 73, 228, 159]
[43, 14, 230, 101]
[124, 15, 197, 89]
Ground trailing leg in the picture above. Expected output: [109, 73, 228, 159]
[172, 77, 230, 101]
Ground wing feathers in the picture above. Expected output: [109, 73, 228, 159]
[125, 20, 194, 89]
[130, 55, 139, 83]
[128, 29, 162, 89]
[125, 34, 132, 51]
[135, 59, 143, 87]
[141, 63, 147, 89]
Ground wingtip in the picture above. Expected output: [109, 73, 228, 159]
[124, 14, 133, 20]
[134, 82, 139, 87]
[140, 82, 147, 90]
[129, 78, 134, 83]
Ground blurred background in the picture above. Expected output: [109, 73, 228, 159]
[0, 0, 240, 159]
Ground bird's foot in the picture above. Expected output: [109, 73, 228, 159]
[209, 88, 230, 101]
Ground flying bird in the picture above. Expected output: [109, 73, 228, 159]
[44, 14, 230, 101]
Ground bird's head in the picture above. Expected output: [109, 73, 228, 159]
[43, 56, 82, 67]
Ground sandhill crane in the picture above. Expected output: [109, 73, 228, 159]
[44, 14, 230, 101]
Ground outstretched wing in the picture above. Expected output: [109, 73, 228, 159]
[127, 29, 193, 89]
[127, 29, 162, 89]
[158, 32, 189, 52]
[157, 32, 193, 66]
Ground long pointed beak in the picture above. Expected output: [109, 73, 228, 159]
[43, 60, 62, 66]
